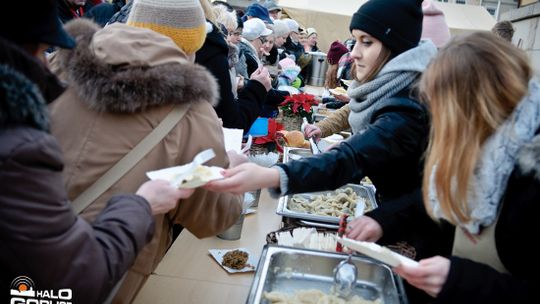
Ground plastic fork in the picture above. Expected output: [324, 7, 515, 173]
[171, 149, 215, 186]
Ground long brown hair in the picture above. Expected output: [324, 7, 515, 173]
[420, 32, 532, 224]
[324, 64, 339, 89]
[354, 45, 392, 84]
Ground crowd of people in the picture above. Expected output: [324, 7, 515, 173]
[1, 0, 538, 304]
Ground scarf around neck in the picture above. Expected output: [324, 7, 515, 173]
[347, 40, 437, 134]
[428, 79, 540, 234]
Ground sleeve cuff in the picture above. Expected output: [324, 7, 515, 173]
[268, 165, 289, 198]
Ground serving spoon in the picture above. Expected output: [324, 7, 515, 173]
[332, 253, 357, 299]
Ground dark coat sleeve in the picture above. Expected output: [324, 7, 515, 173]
[0, 129, 154, 304]
[434, 166, 540, 304]
[265, 46, 279, 65]
[277, 98, 428, 195]
[245, 53, 259, 76]
[366, 188, 454, 259]
[436, 257, 535, 304]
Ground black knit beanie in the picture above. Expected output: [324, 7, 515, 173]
[349, 0, 423, 56]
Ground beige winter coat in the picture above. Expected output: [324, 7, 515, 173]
[316, 104, 351, 137]
[49, 20, 242, 301]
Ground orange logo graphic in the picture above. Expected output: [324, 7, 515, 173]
[10, 276, 35, 297]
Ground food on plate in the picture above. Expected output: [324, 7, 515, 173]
[282, 130, 306, 148]
[175, 165, 221, 188]
[301, 140, 311, 149]
[221, 249, 249, 270]
[289, 187, 370, 217]
[264, 289, 381, 304]
[329, 86, 348, 96]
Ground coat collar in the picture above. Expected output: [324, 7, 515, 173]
[0, 64, 49, 132]
[55, 19, 218, 113]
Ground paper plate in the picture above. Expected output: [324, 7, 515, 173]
[335, 237, 419, 268]
[209, 248, 257, 273]
[146, 164, 224, 189]
[329, 87, 347, 96]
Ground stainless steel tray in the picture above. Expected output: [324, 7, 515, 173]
[277, 184, 378, 224]
[283, 147, 312, 163]
[246, 245, 408, 304]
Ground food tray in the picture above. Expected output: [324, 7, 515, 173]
[283, 147, 313, 163]
[276, 184, 377, 224]
[246, 245, 408, 304]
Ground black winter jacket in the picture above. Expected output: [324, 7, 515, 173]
[380, 131, 540, 304]
[277, 88, 428, 202]
[84, 0, 125, 27]
[283, 36, 305, 63]
[196, 23, 267, 132]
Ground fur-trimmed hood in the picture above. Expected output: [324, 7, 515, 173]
[54, 19, 218, 113]
[517, 132, 540, 181]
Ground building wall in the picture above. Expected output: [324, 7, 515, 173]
[436, 0, 518, 17]
[501, 2, 540, 76]
[521, 0, 539, 6]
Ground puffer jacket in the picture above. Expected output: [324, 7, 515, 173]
[0, 38, 154, 304]
[48, 20, 242, 302]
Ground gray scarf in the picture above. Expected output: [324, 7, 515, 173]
[347, 40, 437, 134]
[428, 79, 540, 234]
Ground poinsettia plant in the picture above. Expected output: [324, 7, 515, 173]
[279, 93, 318, 121]
[253, 118, 285, 153]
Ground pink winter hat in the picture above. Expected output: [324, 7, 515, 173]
[421, 0, 450, 48]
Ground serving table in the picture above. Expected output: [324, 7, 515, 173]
[133, 189, 282, 304]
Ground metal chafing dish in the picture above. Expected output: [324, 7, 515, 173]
[276, 184, 377, 225]
[246, 245, 408, 304]
[283, 147, 313, 163]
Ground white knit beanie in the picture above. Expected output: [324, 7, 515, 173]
[272, 20, 290, 37]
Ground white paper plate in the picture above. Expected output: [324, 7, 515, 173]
[146, 164, 224, 188]
[335, 237, 419, 268]
[208, 248, 257, 273]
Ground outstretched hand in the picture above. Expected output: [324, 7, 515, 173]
[204, 163, 280, 195]
[136, 180, 194, 215]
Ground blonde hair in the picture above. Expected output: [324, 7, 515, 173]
[213, 4, 237, 33]
[324, 64, 339, 89]
[420, 32, 532, 224]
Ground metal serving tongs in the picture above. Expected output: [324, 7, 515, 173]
[170, 149, 215, 187]
[301, 117, 320, 155]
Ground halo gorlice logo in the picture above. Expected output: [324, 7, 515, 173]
[9, 276, 73, 304]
